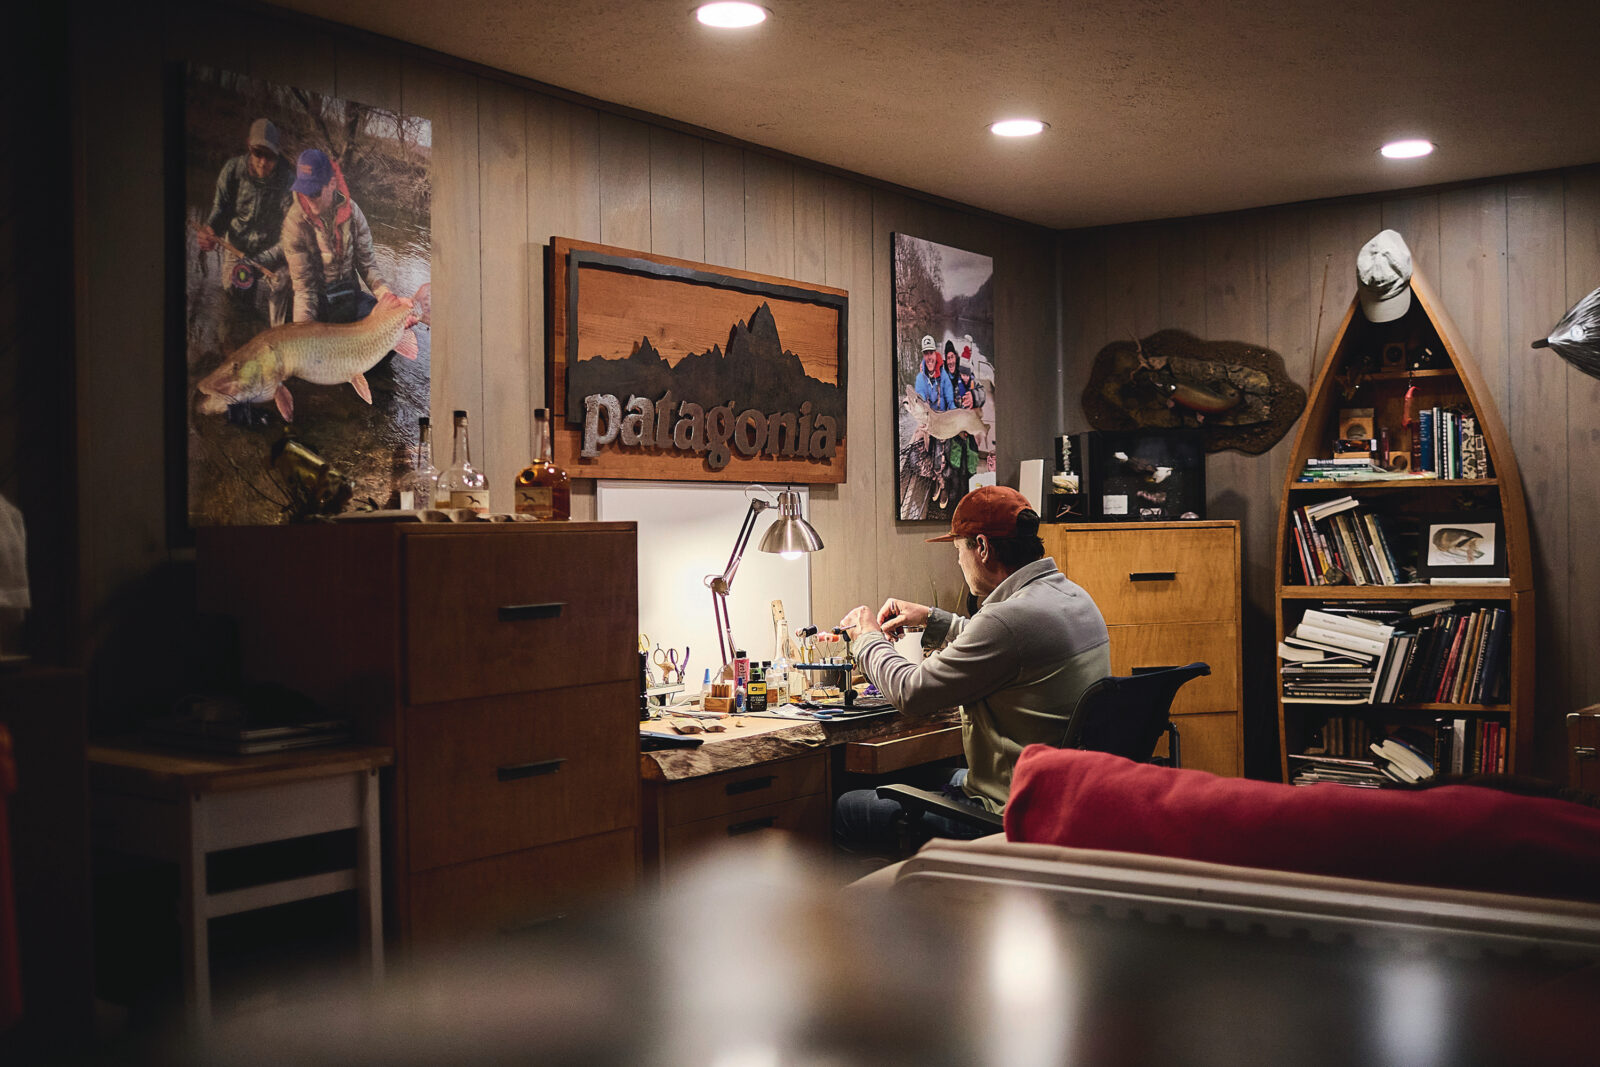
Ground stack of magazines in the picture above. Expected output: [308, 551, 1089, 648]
[143, 688, 352, 755]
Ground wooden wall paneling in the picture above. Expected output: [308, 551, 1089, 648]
[75, 12, 168, 625]
[1104, 225, 1161, 354]
[997, 227, 1061, 478]
[810, 176, 879, 625]
[1563, 169, 1600, 722]
[1437, 184, 1510, 404]
[525, 96, 601, 518]
[792, 168, 827, 287]
[1157, 220, 1208, 336]
[597, 113, 652, 253]
[1505, 173, 1571, 775]
[743, 154, 796, 280]
[1059, 228, 1109, 432]
[1304, 200, 1384, 365]
[332, 38, 403, 114]
[402, 64, 484, 457]
[702, 143, 746, 271]
[477, 80, 531, 495]
[1380, 193, 1441, 282]
[162, 3, 248, 74]
[648, 128, 705, 264]
[244, 13, 337, 94]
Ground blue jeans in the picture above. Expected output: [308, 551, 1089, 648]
[834, 768, 993, 853]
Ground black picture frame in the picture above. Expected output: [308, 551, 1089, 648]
[1414, 512, 1506, 581]
[1085, 429, 1206, 521]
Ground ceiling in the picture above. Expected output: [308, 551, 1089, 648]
[276, 0, 1600, 230]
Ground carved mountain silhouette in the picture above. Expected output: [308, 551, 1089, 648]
[566, 302, 846, 434]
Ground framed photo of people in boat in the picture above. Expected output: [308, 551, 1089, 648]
[1084, 429, 1207, 521]
[180, 63, 433, 530]
[890, 234, 997, 522]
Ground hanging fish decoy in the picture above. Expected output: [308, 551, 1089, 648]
[1532, 284, 1600, 380]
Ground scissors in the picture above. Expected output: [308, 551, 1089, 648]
[652, 646, 684, 686]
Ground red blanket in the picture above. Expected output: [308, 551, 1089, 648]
[1004, 746, 1600, 899]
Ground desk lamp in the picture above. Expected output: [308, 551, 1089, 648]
[705, 486, 823, 669]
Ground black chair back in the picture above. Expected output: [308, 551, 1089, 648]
[1061, 662, 1211, 765]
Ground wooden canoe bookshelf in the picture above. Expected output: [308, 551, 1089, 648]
[1274, 267, 1535, 783]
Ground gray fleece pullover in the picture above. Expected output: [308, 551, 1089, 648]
[850, 557, 1111, 813]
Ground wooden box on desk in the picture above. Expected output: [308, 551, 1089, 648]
[1040, 520, 1244, 776]
[196, 521, 641, 948]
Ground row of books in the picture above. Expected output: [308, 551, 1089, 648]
[1298, 457, 1436, 483]
[1287, 495, 1407, 586]
[1436, 715, 1508, 776]
[1279, 602, 1510, 707]
[1416, 408, 1488, 479]
[1290, 717, 1506, 788]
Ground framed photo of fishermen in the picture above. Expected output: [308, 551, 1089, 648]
[180, 63, 432, 529]
[547, 237, 849, 484]
[889, 234, 996, 523]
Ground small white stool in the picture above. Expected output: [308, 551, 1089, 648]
[89, 743, 393, 1031]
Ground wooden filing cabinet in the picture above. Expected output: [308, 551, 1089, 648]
[196, 522, 641, 948]
[642, 751, 830, 878]
[1041, 521, 1245, 776]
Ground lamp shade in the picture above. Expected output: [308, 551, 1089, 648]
[758, 489, 824, 555]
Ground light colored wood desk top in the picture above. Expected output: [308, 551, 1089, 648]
[88, 742, 394, 800]
[639, 709, 960, 782]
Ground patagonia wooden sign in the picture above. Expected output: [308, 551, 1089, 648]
[547, 238, 849, 483]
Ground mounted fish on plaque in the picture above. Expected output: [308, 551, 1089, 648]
[548, 238, 849, 483]
[1081, 329, 1304, 454]
[182, 64, 432, 528]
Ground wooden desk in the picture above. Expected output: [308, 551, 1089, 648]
[89, 743, 393, 1029]
[639, 711, 962, 877]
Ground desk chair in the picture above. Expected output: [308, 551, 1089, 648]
[875, 662, 1212, 840]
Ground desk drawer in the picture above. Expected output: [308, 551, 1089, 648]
[1059, 527, 1237, 624]
[406, 828, 637, 946]
[1155, 710, 1241, 777]
[404, 529, 637, 704]
[1107, 622, 1239, 716]
[658, 753, 827, 827]
[844, 725, 964, 775]
[405, 683, 640, 872]
[662, 793, 830, 860]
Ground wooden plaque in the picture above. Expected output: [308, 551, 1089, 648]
[547, 237, 849, 483]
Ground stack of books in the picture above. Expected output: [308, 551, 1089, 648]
[1298, 458, 1436, 482]
[1288, 753, 1388, 788]
[1389, 602, 1511, 706]
[143, 711, 353, 755]
[1287, 495, 1410, 586]
[1417, 408, 1489, 479]
[1368, 734, 1435, 784]
[1279, 608, 1394, 703]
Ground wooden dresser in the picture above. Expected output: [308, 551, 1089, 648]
[196, 522, 640, 948]
[1040, 520, 1244, 776]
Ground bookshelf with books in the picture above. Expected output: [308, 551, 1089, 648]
[1274, 266, 1534, 783]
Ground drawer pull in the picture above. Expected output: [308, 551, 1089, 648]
[726, 775, 776, 796]
[727, 816, 777, 836]
[1128, 571, 1177, 583]
[498, 601, 566, 622]
[1576, 746, 1599, 762]
[496, 758, 566, 782]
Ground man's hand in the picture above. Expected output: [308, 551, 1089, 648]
[837, 605, 882, 642]
[959, 392, 974, 408]
[876, 598, 930, 639]
[196, 225, 219, 252]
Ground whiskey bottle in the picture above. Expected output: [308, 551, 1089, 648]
[437, 409, 490, 515]
[395, 416, 439, 511]
[514, 408, 571, 520]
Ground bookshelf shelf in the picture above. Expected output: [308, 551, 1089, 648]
[1274, 265, 1534, 784]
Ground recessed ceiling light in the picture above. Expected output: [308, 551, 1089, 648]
[990, 119, 1048, 138]
[1380, 139, 1435, 159]
[695, 2, 768, 28]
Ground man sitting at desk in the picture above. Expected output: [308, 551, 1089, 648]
[834, 486, 1110, 850]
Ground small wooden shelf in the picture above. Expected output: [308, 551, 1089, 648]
[1291, 478, 1498, 491]
[1280, 585, 1514, 600]
[1363, 368, 1460, 381]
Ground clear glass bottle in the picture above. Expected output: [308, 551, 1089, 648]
[514, 408, 571, 520]
[395, 416, 439, 511]
[769, 618, 793, 707]
[437, 409, 490, 515]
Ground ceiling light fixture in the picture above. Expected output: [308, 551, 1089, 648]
[695, 2, 769, 28]
[1380, 139, 1435, 159]
[989, 119, 1048, 138]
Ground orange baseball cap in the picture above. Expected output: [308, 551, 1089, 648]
[925, 485, 1034, 542]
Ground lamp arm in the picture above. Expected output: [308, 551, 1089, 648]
[706, 496, 773, 667]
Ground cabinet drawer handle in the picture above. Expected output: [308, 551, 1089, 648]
[498, 602, 566, 622]
[726, 775, 776, 796]
[497, 758, 566, 782]
[1576, 746, 1599, 761]
[727, 816, 777, 836]
[1128, 571, 1177, 583]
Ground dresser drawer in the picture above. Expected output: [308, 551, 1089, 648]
[404, 529, 638, 704]
[405, 828, 638, 946]
[657, 752, 827, 827]
[1155, 711, 1241, 777]
[1107, 622, 1239, 716]
[662, 792, 830, 861]
[1059, 527, 1237, 624]
[405, 683, 640, 872]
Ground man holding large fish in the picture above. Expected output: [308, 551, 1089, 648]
[281, 148, 393, 325]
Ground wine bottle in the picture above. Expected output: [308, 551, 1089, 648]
[437, 409, 490, 515]
[395, 416, 439, 511]
[514, 408, 571, 520]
